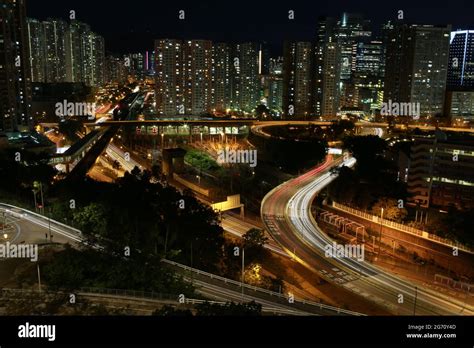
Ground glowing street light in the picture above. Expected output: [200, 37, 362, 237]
[378, 207, 384, 255]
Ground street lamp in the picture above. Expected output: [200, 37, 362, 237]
[196, 175, 201, 185]
[161, 133, 164, 149]
[32, 190, 38, 213]
[48, 207, 52, 241]
[241, 248, 245, 302]
[378, 207, 384, 255]
[2, 212, 5, 236]
[33, 181, 45, 215]
[413, 286, 418, 315]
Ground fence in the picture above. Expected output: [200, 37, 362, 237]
[0, 202, 82, 240]
[161, 259, 365, 316]
[332, 202, 473, 254]
[0, 203, 364, 315]
[78, 287, 179, 301]
[434, 275, 473, 293]
[0, 288, 312, 315]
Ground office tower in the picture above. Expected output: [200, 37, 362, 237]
[332, 13, 371, 111]
[183, 40, 212, 115]
[406, 134, 474, 209]
[448, 30, 474, 88]
[445, 90, 474, 122]
[155, 39, 184, 116]
[350, 40, 385, 112]
[135, 53, 145, 76]
[233, 42, 260, 113]
[43, 19, 67, 83]
[336, 13, 371, 82]
[258, 44, 270, 75]
[0, 0, 33, 132]
[283, 42, 314, 118]
[27, 18, 46, 82]
[266, 75, 283, 114]
[384, 24, 451, 117]
[353, 41, 385, 77]
[124, 52, 145, 79]
[263, 57, 284, 115]
[269, 57, 283, 75]
[212, 43, 232, 114]
[147, 50, 156, 74]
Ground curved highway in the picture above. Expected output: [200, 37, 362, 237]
[261, 156, 474, 315]
[0, 203, 363, 315]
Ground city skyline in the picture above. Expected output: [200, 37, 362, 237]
[26, 0, 474, 54]
[15, 6, 474, 121]
[0, 0, 473, 344]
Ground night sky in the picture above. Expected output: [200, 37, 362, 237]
[27, 0, 474, 55]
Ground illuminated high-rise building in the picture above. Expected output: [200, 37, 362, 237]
[105, 55, 127, 84]
[384, 24, 451, 117]
[315, 16, 341, 118]
[65, 20, 104, 86]
[321, 40, 341, 118]
[448, 30, 474, 88]
[43, 19, 67, 83]
[269, 57, 283, 75]
[26, 18, 46, 83]
[407, 134, 474, 209]
[183, 40, 212, 115]
[232, 42, 260, 113]
[263, 57, 284, 115]
[283, 41, 314, 118]
[154, 39, 263, 116]
[155, 39, 184, 116]
[336, 13, 371, 81]
[124, 52, 145, 79]
[81, 31, 104, 86]
[350, 40, 385, 112]
[0, 0, 33, 132]
[212, 43, 232, 113]
[266, 75, 283, 114]
[65, 20, 87, 83]
[155, 39, 213, 116]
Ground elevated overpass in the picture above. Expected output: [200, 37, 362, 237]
[49, 130, 103, 173]
[49, 115, 473, 181]
[65, 92, 145, 180]
[84, 119, 474, 133]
